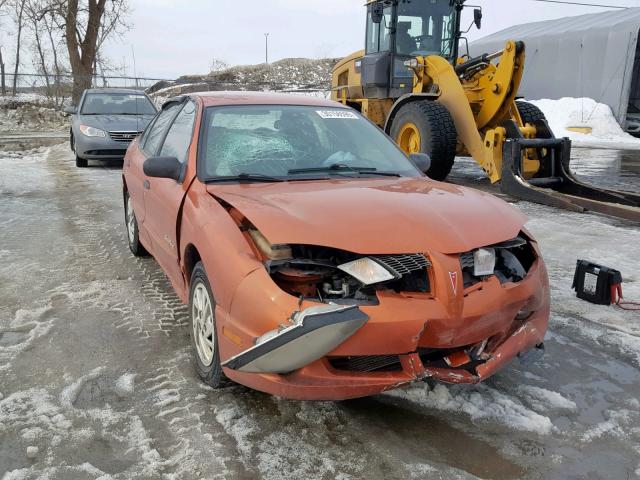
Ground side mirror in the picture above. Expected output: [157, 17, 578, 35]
[143, 156, 182, 181]
[474, 8, 482, 30]
[371, 3, 383, 24]
[64, 106, 77, 115]
[409, 153, 432, 175]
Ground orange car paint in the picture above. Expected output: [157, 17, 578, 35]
[123, 92, 550, 401]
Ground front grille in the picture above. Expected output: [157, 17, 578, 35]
[460, 252, 474, 270]
[328, 355, 402, 372]
[108, 131, 141, 142]
[373, 254, 430, 277]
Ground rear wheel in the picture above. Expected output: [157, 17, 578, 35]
[390, 101, 457, 181]
[516, 101, 546, 126]
[124, 192, 148, 257]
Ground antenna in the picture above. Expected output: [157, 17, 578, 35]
[131, 45, 140, 133]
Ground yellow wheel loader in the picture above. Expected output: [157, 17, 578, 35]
[332, 0, 640, 222]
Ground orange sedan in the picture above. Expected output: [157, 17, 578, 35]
[122, 92, 549, 400]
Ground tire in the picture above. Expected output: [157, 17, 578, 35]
[516, 101, 546, 126]
[73, 136, 88, 168]
[189, 262, 229, 389]
[75, 155, 88, 168]
[390, 100, 457, 181]
[124, 191, 148, 257]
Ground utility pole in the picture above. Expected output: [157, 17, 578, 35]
[264, 33, 270, 64]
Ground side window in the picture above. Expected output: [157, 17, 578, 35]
[365, 6, 392, 54]
[138, 114, 159, 146]
[142, 104, 180, 156]
[159, 101, 197, 163]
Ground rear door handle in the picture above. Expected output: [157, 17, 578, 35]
[143, 180, 150, 190]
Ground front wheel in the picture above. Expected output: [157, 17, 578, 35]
[124, 191, 148, 257]
[390, 101, 458, 181]
[72, 136, 88, 168]
[189, 262, 228, 389]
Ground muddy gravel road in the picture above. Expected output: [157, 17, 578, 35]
[1, 143, 639, 480]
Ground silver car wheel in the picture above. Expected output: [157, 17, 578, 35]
[126, 195, 136, 245]
[192, 282, 215, 366]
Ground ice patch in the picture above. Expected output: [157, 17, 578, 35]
[387, 383, 554, 435]
[582, 409, 639, 443]
[115, 373, 136, 396]
[59, 367, 107, 408]
[517, 385, 577, 412]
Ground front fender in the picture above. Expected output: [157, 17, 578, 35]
[178, 184, 263, 309]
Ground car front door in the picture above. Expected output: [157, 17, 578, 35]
[142, 99, 198, 290]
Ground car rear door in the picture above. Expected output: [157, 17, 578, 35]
[142, 99, 198, 287]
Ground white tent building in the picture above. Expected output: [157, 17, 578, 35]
[470, 8, 640, 131]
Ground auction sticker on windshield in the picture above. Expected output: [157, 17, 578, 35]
[316, 110, 359, 119]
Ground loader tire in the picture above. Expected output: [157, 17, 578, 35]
[516, 101, 546, 126]
[390, 101, 457, 181]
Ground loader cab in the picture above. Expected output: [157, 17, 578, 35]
[362, 0, 460, 99]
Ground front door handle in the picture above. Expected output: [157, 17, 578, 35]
[143, 180, 150, 190]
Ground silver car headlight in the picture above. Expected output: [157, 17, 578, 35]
[473, 248, 496, 276]
[79, 124, 107, 138]
[338, 257, 395, 285]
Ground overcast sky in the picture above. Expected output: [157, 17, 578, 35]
[103, 0, 640, 79]
[9, 0, 640, 80]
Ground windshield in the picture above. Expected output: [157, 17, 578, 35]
[395, 0, 456, 58]
[200, 105, 421, 180]
[80, 93, 156, 115]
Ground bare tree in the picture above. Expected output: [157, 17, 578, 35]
[42, 9, 65, 105]
[0, 0, 7, 95]
[25, 0, 51, 93]
[210, 58, 229, 74]
[54, 0, 130, 104]
[0, 46, 6, 96]
[11, 0, 26, 95]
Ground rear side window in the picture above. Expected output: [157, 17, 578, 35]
[160, 101, 197, 163]
[142, 104, 180, 156]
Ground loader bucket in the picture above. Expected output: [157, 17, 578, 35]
[500, 121, 640, 223]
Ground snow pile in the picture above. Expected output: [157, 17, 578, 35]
[529, 97, 640, 149]
[387, 383, 555, 435]
[0, 97, 68, 133]
[148, 57, 336, 100]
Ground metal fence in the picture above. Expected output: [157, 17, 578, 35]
[0, 72, 174, 106]
[0, 72, 332, 108]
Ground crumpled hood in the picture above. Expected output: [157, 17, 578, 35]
[207, 178, 528, 255]
[78, 114, 155, 132]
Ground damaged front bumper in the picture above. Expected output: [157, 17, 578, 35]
[218, 253, 549, 401]
[222, 304, 369, 374]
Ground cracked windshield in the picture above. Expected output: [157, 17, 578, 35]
[201, 105, 420, 178]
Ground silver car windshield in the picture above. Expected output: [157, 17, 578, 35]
[200, 105, 421, 179]
[81, 93, 156, 115]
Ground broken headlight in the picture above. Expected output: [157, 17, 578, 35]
[473, 248, 496, 277]
[337, 257, 396, 285]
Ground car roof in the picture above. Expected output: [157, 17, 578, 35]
[84, 88, 147, 95]
[189, 91, 346, 108]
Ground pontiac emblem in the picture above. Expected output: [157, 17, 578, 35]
[449, 271, 458, 295]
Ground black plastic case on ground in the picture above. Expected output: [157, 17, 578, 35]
[572, 260, 622, 305]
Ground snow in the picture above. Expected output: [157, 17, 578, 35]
[530, 97, 640, 149]
[387, 383, 555, 435]
[517, 385, 577, 412]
